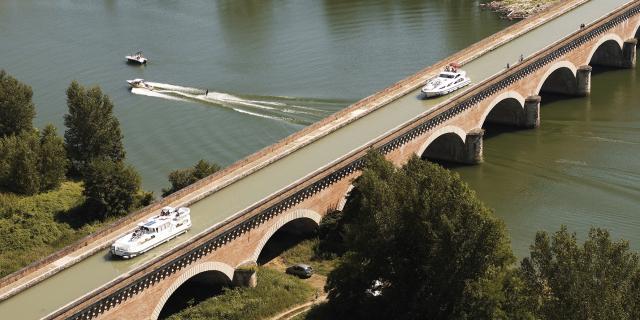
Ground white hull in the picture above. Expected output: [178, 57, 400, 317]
[126, 56, 147, 64]
[111, 222, 191, 259]
[421, 79, 471, 98]
[111, 207, 192, 259]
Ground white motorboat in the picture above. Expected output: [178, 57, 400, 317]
[111, 206, 192, 259]
[421, 63, 471, 98]
[126, 51, 148, 64]
[126, 78, 153, 90]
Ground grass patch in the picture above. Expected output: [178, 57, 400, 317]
[166, 267, 314, 320]
[279, 238, 338, 276]
[0, 181, 109, 277]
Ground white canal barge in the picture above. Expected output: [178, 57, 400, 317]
[111, 206, 192, 259]
[421, 63, 471, 98]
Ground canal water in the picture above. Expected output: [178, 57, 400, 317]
[0, 0, 638, 258]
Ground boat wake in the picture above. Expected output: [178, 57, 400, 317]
[130, 81, 346, 125]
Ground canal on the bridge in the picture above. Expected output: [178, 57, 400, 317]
[0, 0, 638, 273]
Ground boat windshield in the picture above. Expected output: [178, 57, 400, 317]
[439, 73, 455, 79]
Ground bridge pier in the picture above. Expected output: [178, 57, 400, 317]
[463, 129, 484, 165]
[576, 65, 592, 96]
[590, 39, 637, 68]
[523, 95, 541, 128]
[622, 39, 637, 68]
[422, 129, 483, 165]
[232, 265, 257, 288]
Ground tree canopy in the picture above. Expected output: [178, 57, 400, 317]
[83, 159, 141, 218]
[162, 159, 221, 197]
[0, 70, 35, 137]
[519, 226, 640, 320]
[64, 81, 125, 174]
[324, 152, 515, 319]
[39, 124, 68, 191]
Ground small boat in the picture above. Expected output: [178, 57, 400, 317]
[111, 206, 192, 259]
[126, 51, 148, 64]
[421, 63, 471, 98]
[126, 78, 153, 90]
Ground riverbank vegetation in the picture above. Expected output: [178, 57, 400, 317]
[0, 181, 109, 277]
[481, 0, 560, 19]
[301, 152, 640, 320]
[0, 71, 152, 276]
[166, 267, 314, 320]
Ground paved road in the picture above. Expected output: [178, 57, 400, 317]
[0, 0, 632, 318]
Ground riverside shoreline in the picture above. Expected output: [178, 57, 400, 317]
[481, 0, 560, 19]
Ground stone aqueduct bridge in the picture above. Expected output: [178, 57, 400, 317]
[2, 1, 640, 319]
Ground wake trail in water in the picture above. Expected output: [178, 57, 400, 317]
[130, 81, 344, 125]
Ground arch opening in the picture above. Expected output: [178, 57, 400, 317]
[257, 217, 319, 265]
[482, 97, 525, 128]
[157, 269, 232, 319]
[420, 132, 467, 165]
[481, 97, 526, 138]
[589, 39, 624, 68]
[539, 66, 578, 97]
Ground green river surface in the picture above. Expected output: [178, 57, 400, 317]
[0, 1, 639, 316]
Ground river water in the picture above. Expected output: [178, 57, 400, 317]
[0, 0, 637, 258]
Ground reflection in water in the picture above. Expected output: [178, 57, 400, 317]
[455, 63, 640, 257]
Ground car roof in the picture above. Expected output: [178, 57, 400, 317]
[293, 263, 312, 269]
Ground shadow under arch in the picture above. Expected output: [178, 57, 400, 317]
[535, 60, 578, 97]
[153, 261, 234, 319]
[417, 126, 467, 165]
[479, 91, 525, 128]
[247, 209, 321, 266]
[586, 34, 624, 67]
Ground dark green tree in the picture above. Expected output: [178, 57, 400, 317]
[518, 226, 640, 320]
[0, 70, 35, 137]
[64, 81, 125, 175]
[39, 124, 68, 191]
[0, 134, 20, 188]
[162, 159, 221, 197]
[324, 152, 517, 319]
[10, 133, 41, 195]
[83, 159, 141, 218]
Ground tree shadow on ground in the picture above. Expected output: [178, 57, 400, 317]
[54, 201, 105, 229]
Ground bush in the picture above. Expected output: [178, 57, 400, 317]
[0, 182, 88, 277]
[83, 159, 141, 218]
[0, 126, 68, 195]
[162, 160, 221, 197]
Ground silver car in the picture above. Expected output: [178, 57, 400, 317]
[286, 263, 313, 279]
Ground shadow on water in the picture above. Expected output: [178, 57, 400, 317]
[482, 123, 524, 140]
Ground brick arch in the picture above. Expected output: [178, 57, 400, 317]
[246, 209, 322, 265]
[478, 91, 525, 128]
[633, 19, 640, 41]
[534, 60, 578, 95]
[415, 125, 467, 158]
[585, 33, 625, 66]
[151, 261, 234, 320]
[336, 184, 355, 212]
